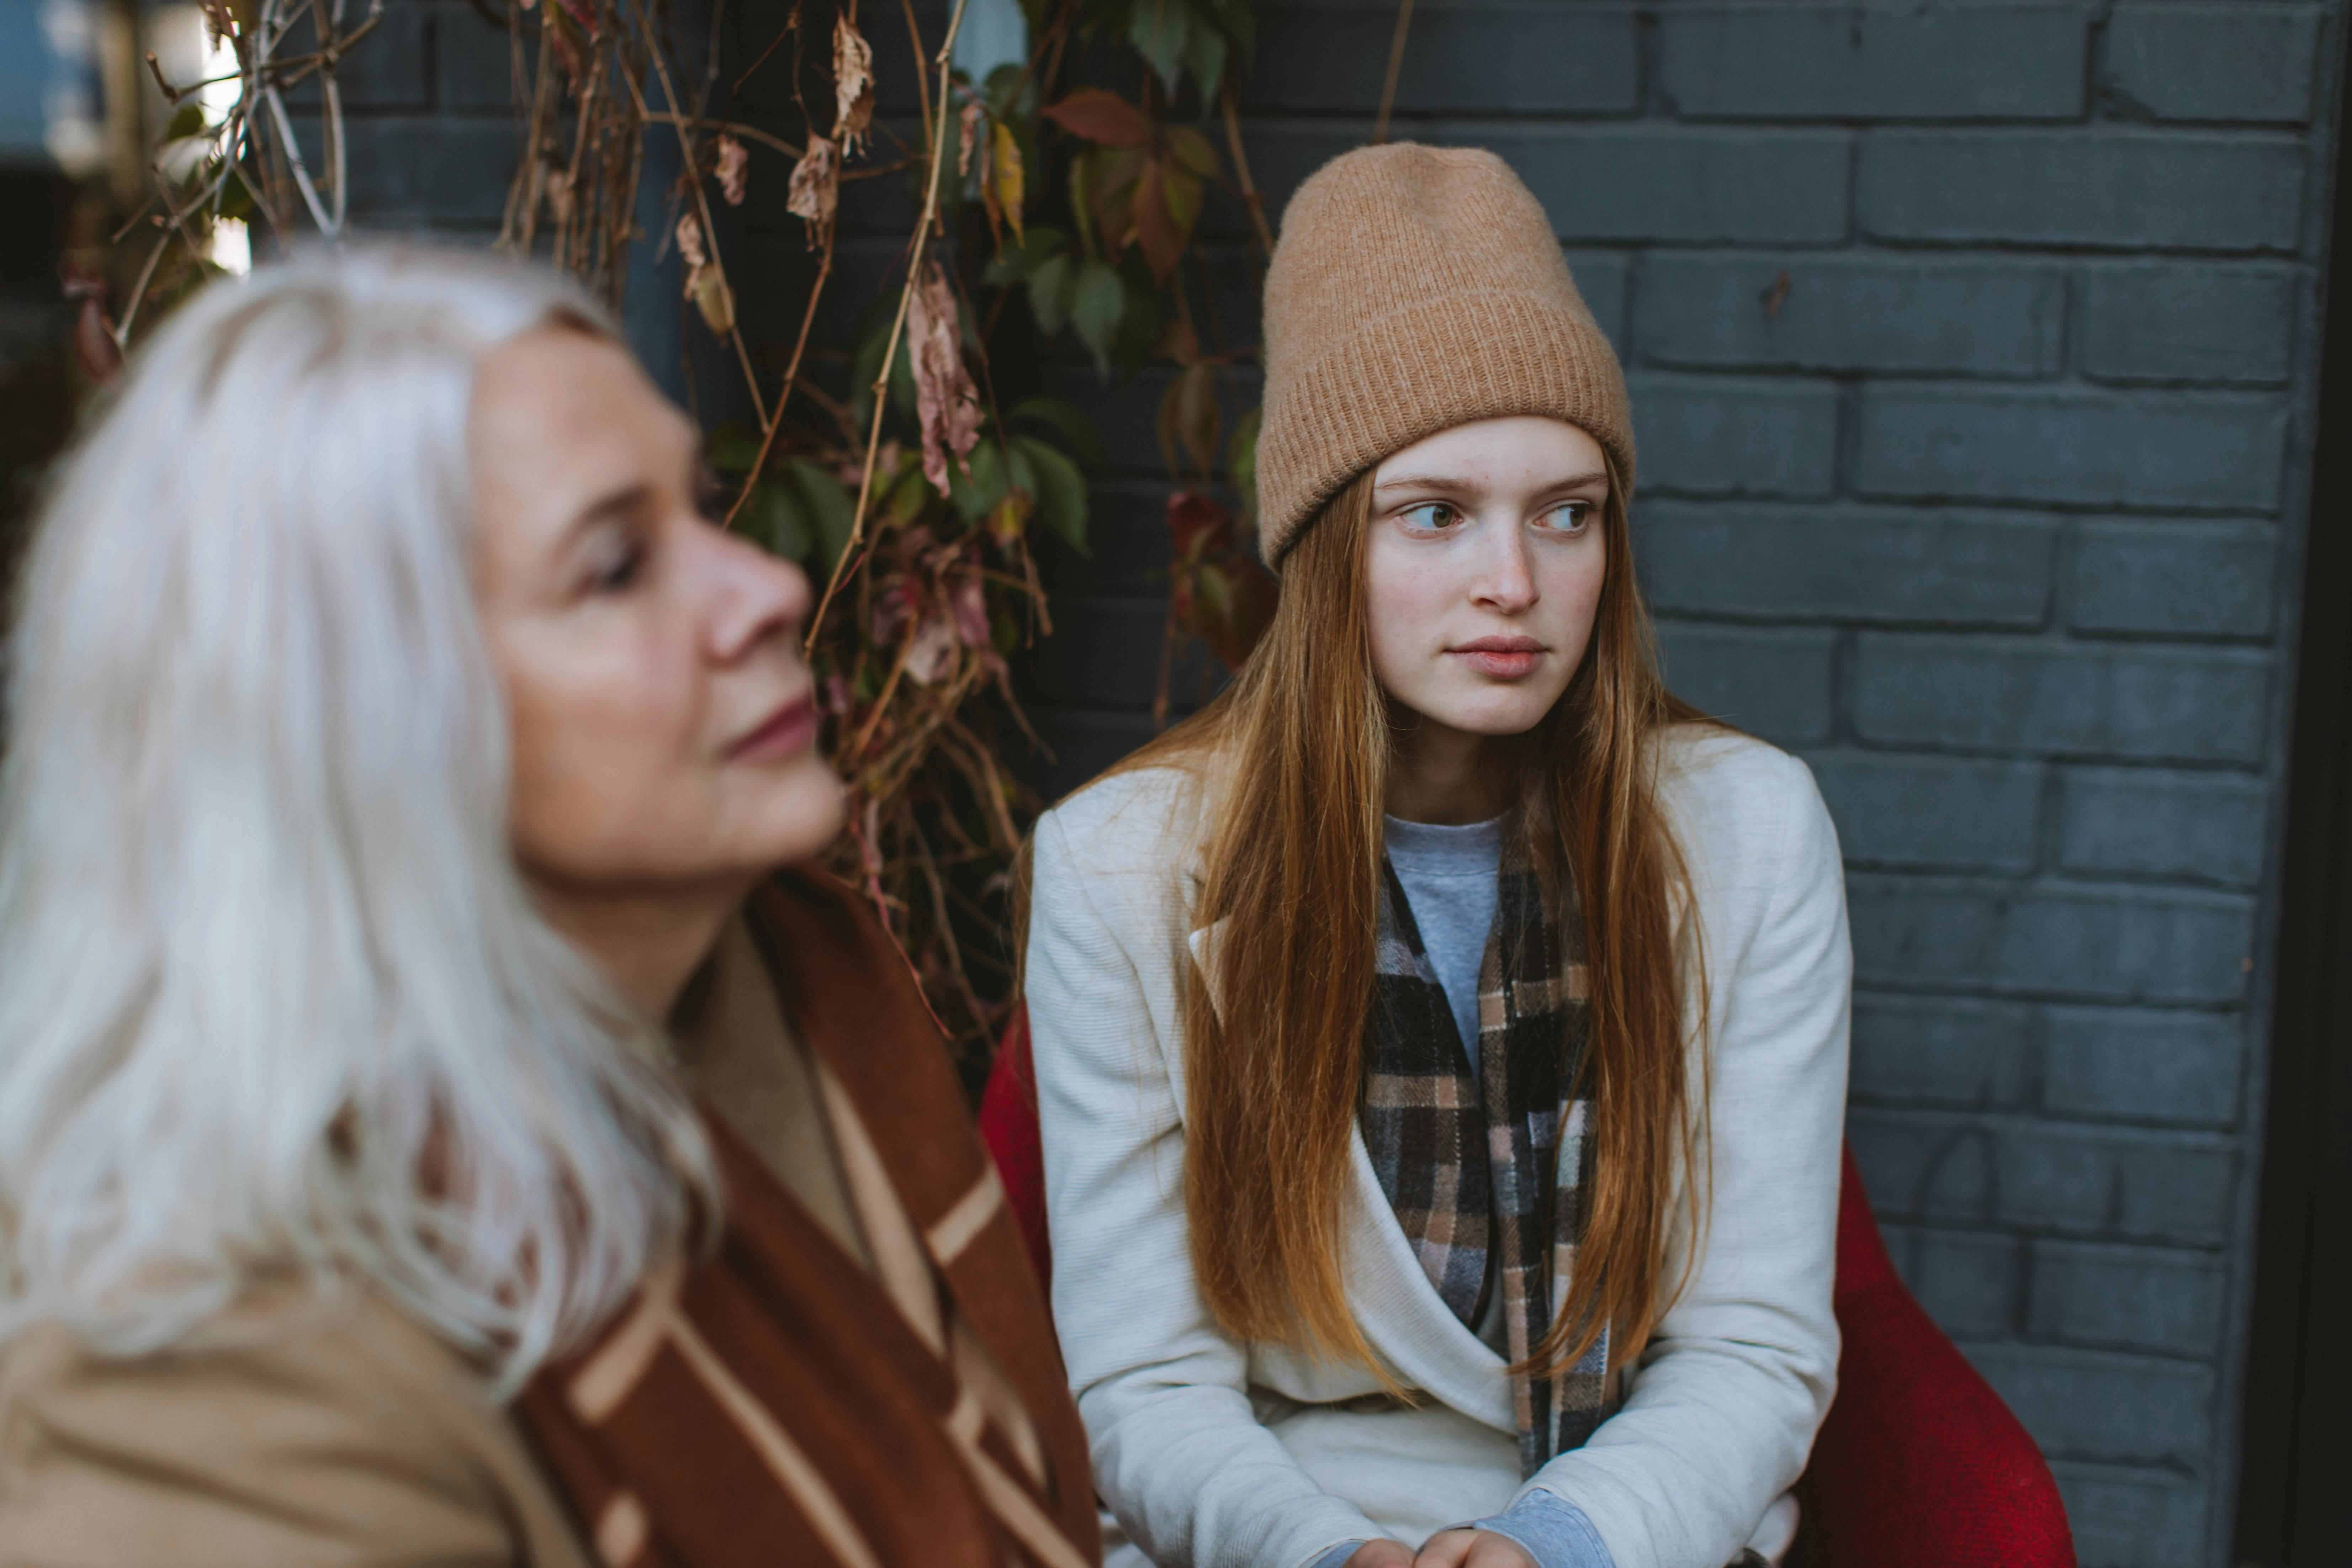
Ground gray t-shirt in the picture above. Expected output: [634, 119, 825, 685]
[1383, 812, 1506, 1081]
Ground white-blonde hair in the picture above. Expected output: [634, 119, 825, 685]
[0, 246, 713, 1389]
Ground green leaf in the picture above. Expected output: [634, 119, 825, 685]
[1183, 22, 1227, 106]
[783, 457, 856, 570]
[1027, 250, 1074, 335]
[1070, 259, 1127, 377]
[1128, 0, 1192, 94]
[164, 102, 208, 140]
[1011, 396, 1107, 467]
[984, 224, 1065, 285]
[1014, 434, 1090, 556]
[217, 164, 256, 223]
[1228, 403, 1262, 495]
[1166, 125, 1218, 179]
[945, 438, 1010, 525]
[743, 477, 813, 561]
[706, 419, 763, 473]
[1115, 270, 1158, 378]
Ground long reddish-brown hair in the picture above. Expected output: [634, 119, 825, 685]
[1071, 459, 1711, 1380]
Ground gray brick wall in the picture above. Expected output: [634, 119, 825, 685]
[364, 3, 2341, 1562]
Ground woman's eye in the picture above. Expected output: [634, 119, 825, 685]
[582, 531, 647, 594]
[1539, 502, 1593, 533]
[1397, 503, 1460, 534]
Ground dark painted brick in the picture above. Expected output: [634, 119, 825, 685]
[1239, 126, 1852, 245]
[1639, 503, 2056, 627]
[2061, 766, 2271, 888]
[1563, 251, 1631, 356]
[1889, 1224, 2019, 1340]
[1846, 875, 2256, 1003]
[1034, 481, 1188, 599]
[2054, 1462, 2208, 1568]
[2072, 520, 2277, 638]
[1850, 994, 2034, 1108]
[1993, 1121, 2237, 1243]
[1661, 2, 2086, 120]
[2029, 1239, 2227, 1355]
[282, 1, 431, 109]
[1653, 623, 1835, 743]
[1852, 634, 2273, 764]
[2104, 3, 2322, 125]
[437, 2, 520, 113]
[1967, 1343, 2215, 1470]
[1636, 254, 2064, 376]
[1030, 707, 1159, 802]
[2043, 1004, 2245, 1127]
[1247, 4, 1640, 114]
[1852, 385, 2288, 512]
[1626, 376, 1839, 498]
[1857, 130, 2305, 251]
[1040, 361, 1263, 479]
[1031, 597, 1209, 711]
[1848, 1110, 1996, 1222]
[2082, 265, 2298, 386]
[343, 118, 521, 224]
[1808, 752, 2042, 873]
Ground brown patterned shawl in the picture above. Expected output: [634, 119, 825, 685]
[517, 870, 1101, 1568]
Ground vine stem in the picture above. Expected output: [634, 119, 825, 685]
[804, 0, 974, 655]
[1371, 0, 1415, 145]
[626, 0, 769, 428]
[720, 221, 835, 530]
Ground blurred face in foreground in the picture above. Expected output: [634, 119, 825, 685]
[1362, 415, 1611, 820]
[470, 328, 843, 930]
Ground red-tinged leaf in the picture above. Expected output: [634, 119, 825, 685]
[1160, 159, 1204, 254]
[1087, 146, 1147, 263]
[1166, 490, 1231, 562]
[1130, 158, 1182, 283]
[1041, 88, 1152, 149]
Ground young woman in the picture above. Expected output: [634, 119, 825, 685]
[1023, 146, 1850, 1568]
[0, 249, 1097, 1568]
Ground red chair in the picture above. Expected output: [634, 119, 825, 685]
[978, 1014, 2076, 1568]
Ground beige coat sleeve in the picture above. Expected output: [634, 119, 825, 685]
[0, 1292, 592, 1568]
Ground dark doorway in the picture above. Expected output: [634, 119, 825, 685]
[2233, 18, 2352, 1563]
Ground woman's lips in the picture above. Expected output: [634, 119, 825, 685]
[1448, 637, 1546, 680]
[728, 694, 819, 762]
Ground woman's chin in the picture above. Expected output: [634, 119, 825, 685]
[742, 761, 851, 868]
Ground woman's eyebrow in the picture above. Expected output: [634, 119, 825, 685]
[1373, 471, 1480, 495]
[565, 481, 652, 541]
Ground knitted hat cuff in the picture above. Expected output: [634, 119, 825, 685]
[1256, 287, 1633, 565]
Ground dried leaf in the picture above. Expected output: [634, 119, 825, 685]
[688, 263, 735, 335]
[786, 134, 839, 249]
[906, 616, 958, 685]
[1156, 362, 1219, 480]
[950, 576, 991, 647]
[675, 212, 709, 270]
[833, 13, 875, 155]
[1040, 88, 1153, 148]
[676, 215, 733, 335]
[958, 100, 984, 180]
[906, 260, 983, 494]
[715, 133, 749, 205]
[71, 294, 120, 384]
[992, 121, 1025, 245]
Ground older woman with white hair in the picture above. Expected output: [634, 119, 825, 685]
[0, 248, 1097, 1568]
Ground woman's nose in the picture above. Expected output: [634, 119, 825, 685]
[1472, 525, 1539, 612]
[699, 521, 811, 663]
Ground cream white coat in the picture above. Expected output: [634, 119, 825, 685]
[1024, 727, 1851, 1568]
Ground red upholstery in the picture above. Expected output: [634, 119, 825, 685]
[978, 1015, 2076, 1567]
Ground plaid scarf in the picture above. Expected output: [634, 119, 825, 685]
[1360, 843, 1612, 1477]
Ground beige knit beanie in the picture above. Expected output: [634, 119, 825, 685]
[1254, 143, 1635, 566]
